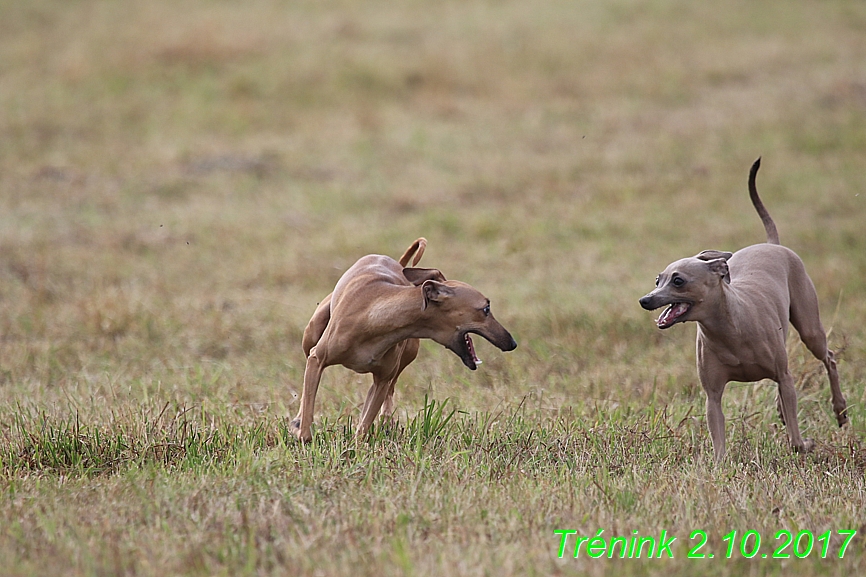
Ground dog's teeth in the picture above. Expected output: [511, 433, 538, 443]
[465, 334, 481, 364]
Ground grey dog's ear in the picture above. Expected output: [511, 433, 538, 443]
[696, 250, 733, 262]
[705, 258, 731, 284]
[421, 280, 454, 310]
[403, 267, 446, 286]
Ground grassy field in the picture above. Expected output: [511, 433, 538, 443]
[1, 0, 865, 574]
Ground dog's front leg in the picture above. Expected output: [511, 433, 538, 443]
[698, 345, 729, 463]
[379, 339, 420, 426]
[704, 386, 727, 463]
[379, 378, 397, 425]
[356, 374, 392, 442]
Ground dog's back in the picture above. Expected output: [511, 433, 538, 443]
[330, 255, 413, 318]
[303, 241, 429, 357]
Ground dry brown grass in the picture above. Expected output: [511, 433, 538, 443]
[1, 0, 865, 575]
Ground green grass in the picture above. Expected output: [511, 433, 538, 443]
[2, 398, 863, 575]
[1, 0, 865, 575]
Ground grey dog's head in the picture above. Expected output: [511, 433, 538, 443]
[639, 250, 732, 329]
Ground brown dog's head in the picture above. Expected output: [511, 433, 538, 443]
[420, 280, 517, 370]
[638, 250, 733, 329]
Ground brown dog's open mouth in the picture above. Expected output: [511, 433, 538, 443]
[657, 303, 690, 329]
[450, 327, 515, 371]
[452, 331, 483, 370]
[465, 333, 481, 366]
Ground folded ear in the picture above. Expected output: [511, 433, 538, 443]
[403, 267, 447, 286]
[696, 250, 733, 262]
[421, 280, 454, 310]
[705, 258, 731, 284]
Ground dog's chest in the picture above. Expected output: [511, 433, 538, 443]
[338, 337, 405, 374]
[698, 330, 785, 382]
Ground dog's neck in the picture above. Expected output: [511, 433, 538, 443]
[369, 286, 449, 347]
[694, 282, 740, 341]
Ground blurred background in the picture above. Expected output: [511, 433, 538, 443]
[1, 0, 864, 421]
[2, 1, 866, 575]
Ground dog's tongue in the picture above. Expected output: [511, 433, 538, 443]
[466, 334, 481, 365]
[657, 303, 689, 328]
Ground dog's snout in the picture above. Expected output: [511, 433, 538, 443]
[492, 330, 517, 352]
[639, 294, 655, 310]
[504, 335, 517, 351]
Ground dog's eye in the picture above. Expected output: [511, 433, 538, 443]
[672, 277, 685, 287]
[482, 304, 490, 316]
[655, 276, 660, 287]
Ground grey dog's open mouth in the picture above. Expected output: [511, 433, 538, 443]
[657, 303, 690, 329]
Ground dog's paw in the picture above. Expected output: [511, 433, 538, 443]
[795, 438, 815, 454]
[836, 411, 849, 427]
[289, 418, 312, 443]
[378, 413, 398, 431]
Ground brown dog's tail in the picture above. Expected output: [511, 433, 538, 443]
[398, 238, 427, 267]
[749, 157, 780, 245]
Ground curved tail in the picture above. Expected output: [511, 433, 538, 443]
[398, 238, 427, 267]
[749, 157, 780, 245]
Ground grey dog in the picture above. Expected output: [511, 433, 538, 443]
[639, 159, 848, 461]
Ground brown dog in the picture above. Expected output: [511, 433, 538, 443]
[291, 238, 517, 442]
[639, 159, 847, 461]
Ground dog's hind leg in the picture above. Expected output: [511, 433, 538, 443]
[302, 293, 332, 358]
[291, 295, 334, 442]
[788, 272, 848, 426]
[292, 345, 327, 443]
[821, 349, 847, 426]
[793, 330, 847, 427]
